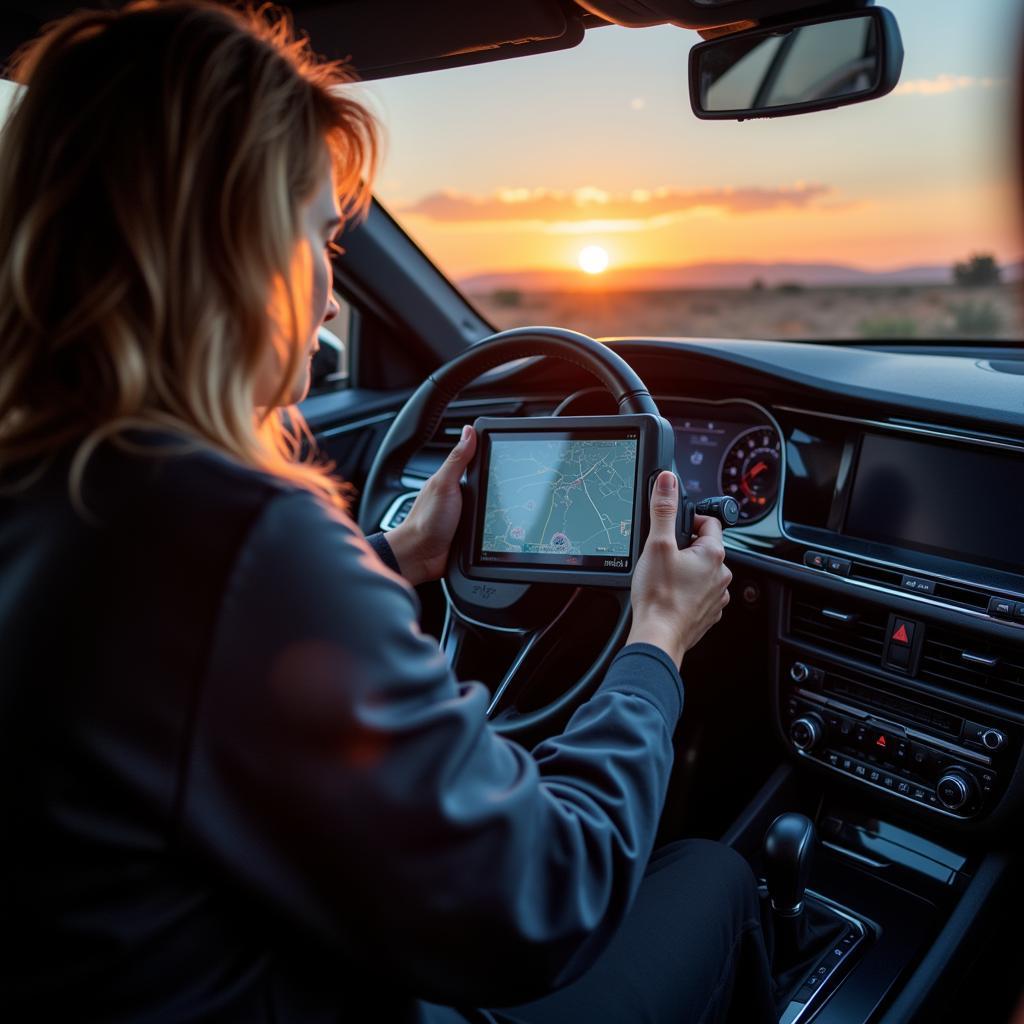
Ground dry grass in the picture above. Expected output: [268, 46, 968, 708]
[470, 283, 1024, 343]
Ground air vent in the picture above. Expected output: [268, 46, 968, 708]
[850, 562, 903, 587]
[931, 581, 991, 612]
[847, 561, 990, 611]
[789, 588, 888, 664]
[919, 624, 1024, 711]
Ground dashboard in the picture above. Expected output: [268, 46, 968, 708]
[404, 338, 1024, 836]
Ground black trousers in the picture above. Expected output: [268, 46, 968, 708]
[426, 839, 776, 1024]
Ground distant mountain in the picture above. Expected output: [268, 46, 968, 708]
[459, 260, 1024, 294]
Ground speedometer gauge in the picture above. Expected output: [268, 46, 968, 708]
[719, 425, 782, 522]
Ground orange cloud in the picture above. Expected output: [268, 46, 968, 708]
[401, 182, 834, 225]
[895, 74, 1005, 96]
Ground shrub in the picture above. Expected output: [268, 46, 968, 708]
[948, 300, 1002, 337]
[953, 253, 1001, 288]
[492, 288, 522, 308]
[858, 317, 918, 340]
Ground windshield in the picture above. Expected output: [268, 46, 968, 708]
[365, 0, 1023, 343]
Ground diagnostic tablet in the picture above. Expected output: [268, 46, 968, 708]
[461, 414, 675, 588]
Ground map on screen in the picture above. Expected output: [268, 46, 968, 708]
[481, 436, 637, 558]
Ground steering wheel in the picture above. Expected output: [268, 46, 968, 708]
[359, 327, 662, 745]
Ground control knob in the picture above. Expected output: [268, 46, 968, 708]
[981, 728, 1006, 752]
[789, 713, 824, 752]
[936, 769, 978, 812]
[790, 662, 811, 684]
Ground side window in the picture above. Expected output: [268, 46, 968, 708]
[309, 291, 353, 394]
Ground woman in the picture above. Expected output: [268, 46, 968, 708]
[0, 3, 774, 1022]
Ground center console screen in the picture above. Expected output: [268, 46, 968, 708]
[844, 432, 1022, 574]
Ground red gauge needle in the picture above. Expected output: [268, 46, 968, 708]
[740, 460, 769, 498]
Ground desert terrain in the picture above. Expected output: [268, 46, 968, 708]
[469, 283, 1023, 343]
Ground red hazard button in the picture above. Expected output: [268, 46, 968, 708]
[891, 620, 914, 646]
[884, 617, 917, 672]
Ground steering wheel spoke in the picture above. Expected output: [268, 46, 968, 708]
[441, 585, 585, 718]
[438, 578, 632, 744]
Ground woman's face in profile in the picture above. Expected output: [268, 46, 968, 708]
[256, 162, 342, 408]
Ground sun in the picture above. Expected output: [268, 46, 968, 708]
[578, 245, 609, 275]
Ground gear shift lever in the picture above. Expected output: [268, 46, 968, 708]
[763, 812, 815, 917]
[761, 813, 852, 1008]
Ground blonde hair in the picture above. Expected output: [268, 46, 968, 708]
[0, 0, 378, 511]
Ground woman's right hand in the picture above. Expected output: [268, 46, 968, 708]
[626, 470, 732, 666]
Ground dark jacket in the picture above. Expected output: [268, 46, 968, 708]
[0, 431, 683, 1023]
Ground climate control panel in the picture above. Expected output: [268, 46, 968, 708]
[781, 658, 1012, 819]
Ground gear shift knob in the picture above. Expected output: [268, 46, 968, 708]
[763, 812, 815, 917]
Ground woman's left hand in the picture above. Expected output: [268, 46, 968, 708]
[384, 425, 477, 587]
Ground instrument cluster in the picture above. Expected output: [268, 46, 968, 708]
[666, 403, 781, 524]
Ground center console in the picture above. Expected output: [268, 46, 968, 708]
[720, 405, 1024, 1020]
[747, 407, 1024, 830]
[777, 584, 1019, 823]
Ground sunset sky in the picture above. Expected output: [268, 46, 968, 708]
[364, 0, 1023, 282]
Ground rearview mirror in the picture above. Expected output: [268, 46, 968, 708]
[689, 7, 903, 120]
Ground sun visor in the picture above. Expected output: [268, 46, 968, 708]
[289, 0, 586, 80]
[572, 0, 857, 31]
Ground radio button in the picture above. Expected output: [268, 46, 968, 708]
[896, 780, 911, 795]
[882, 774, 895, 788]
[901, 575, 935, 595]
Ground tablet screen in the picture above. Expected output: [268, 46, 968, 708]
[475, 430, 640, 572]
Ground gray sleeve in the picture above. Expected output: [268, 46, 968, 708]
[179, 489, 682, 1007]
[365, 530, 402, 575]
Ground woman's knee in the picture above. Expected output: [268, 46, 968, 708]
[652, 838, 762, 924]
